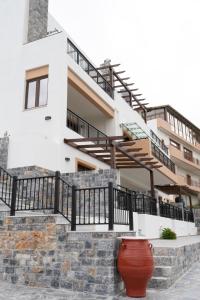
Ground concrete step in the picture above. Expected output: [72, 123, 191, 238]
[153, 265, 172, 277]
[148, 276, 171, 289]
[153, 255, 176, 266]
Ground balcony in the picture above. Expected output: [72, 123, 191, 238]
[121, 123, 175, 173]
[67, 39, 148, 119]
[67, 109, 107, 140]
[67, 39, 114, 99]
[170, 145, 200, 174]
[157, 118, 200, 153]
[151, 142, 175, 173]
[150, 129, 168, 154]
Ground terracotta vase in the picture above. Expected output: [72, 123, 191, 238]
[117, 237, 154, 298]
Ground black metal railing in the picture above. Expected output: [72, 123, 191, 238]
[15, 176, 56, 212]
[67, 109, 107, 142]
[67, 39, 114, 98]
[0, 167, 13, 208]
[58, 177, 73, 223]
[159, 201, 183, 221]
[151, 142, 176, 173]
[0, 166, 195, 231]
[134, 194, 157, 215]
[150, 129, 168, 154]
[116, 185, 157, 216]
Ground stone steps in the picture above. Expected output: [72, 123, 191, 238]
[148, 276, 171, 289]
[153, 265, 172, 277]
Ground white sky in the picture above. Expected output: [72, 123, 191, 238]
[49, 0, 200, 127]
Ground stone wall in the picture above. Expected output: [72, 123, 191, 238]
[27, 0, 49, 42]
[8, 166, 54, 178]
[0, 215, 133, 296]
[62, 169, 118, 188]
[0, 136, 9, 169]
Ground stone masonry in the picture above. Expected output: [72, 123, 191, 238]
[27, 0, 49, 43]
[0, 215, 133, 296]
[0, 136, 9, 169]
[62, 169, 118, 188]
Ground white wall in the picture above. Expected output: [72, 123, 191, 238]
[138, 214, 197, 239]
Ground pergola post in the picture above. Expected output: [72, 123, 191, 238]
[110, 143, 116, 169]
[150, 170, 155, 199]
[189, 195, 193, 211]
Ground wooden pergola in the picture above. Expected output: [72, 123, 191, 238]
[155, 184, 197, 210]
[64, 136, 162, 198]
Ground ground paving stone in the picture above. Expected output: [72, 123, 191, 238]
[0, 262, 199, 299]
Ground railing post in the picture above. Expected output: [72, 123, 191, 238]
[10, 176, 17, 216]
[129, 192, 134, 231]
[71, 185, 77, 231]
[156, 198, 160, 216]
[54, 171, 60, 214]
[108, 182, 114, 231]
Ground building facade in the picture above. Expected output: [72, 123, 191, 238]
[147, 105, 200, 206]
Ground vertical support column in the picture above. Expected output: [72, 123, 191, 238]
[108, 182, 114, 231]
[54, 171, 60, 214]
[179, 188, 184, 221]
[71, 185, 77, 231]
[110, 143, 116, 169]
[189, 195, 193, 211]
[129, 192, 134, 231]
[10, 176, 18, 216]
[150, 170, 155, 199]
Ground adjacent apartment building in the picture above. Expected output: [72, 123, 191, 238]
[147, 105, 200, 207]
[0, 0, 199, 213]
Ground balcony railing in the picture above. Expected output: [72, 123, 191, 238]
[67, 39, 114, 98]
[151, 142, 176, 173]
[150, 129, 168, 154]
[67, 109, 107, 141]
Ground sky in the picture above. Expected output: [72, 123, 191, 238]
[49, 0, 200, 127]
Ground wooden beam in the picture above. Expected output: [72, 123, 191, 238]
[114, 77, 130, 82]
[117, 141, 136, 147]
[115, 145, 151, 171]
[118, 89, 138, 93]
[114, 83, 135, 88]
[64, 136, 125, 144]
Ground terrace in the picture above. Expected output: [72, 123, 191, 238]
[67, 39, 148, 120]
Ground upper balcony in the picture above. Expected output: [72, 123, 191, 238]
[169, 144, 200, 175]
[121, 123, 176, 174]
[67, 39, 148, 121]
[67, 109, 107, 142]
[157, 118, 200, 153]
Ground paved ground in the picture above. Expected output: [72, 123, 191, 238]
[0, 262, 199, 300]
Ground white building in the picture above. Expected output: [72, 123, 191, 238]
[0, 0, 196, 237]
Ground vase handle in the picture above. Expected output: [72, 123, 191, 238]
[121, 243, 127, 250]
[149, 243, 153, 253]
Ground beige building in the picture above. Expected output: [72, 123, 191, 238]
[147, 105, 200, 207]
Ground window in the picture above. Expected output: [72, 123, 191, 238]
[184, 147, 193, 162]
[76, 159, 96, 172]
[170, 139, 180, 150]
[25, 76, 48, 109]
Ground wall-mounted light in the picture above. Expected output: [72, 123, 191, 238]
[65, 157, 70, 162]
[45, 116, 52, 121]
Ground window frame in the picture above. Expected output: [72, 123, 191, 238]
[170, 139, 180, 150]
[25, 75, 48, 110]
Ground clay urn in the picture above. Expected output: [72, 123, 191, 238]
[117, 236, 154, 298]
